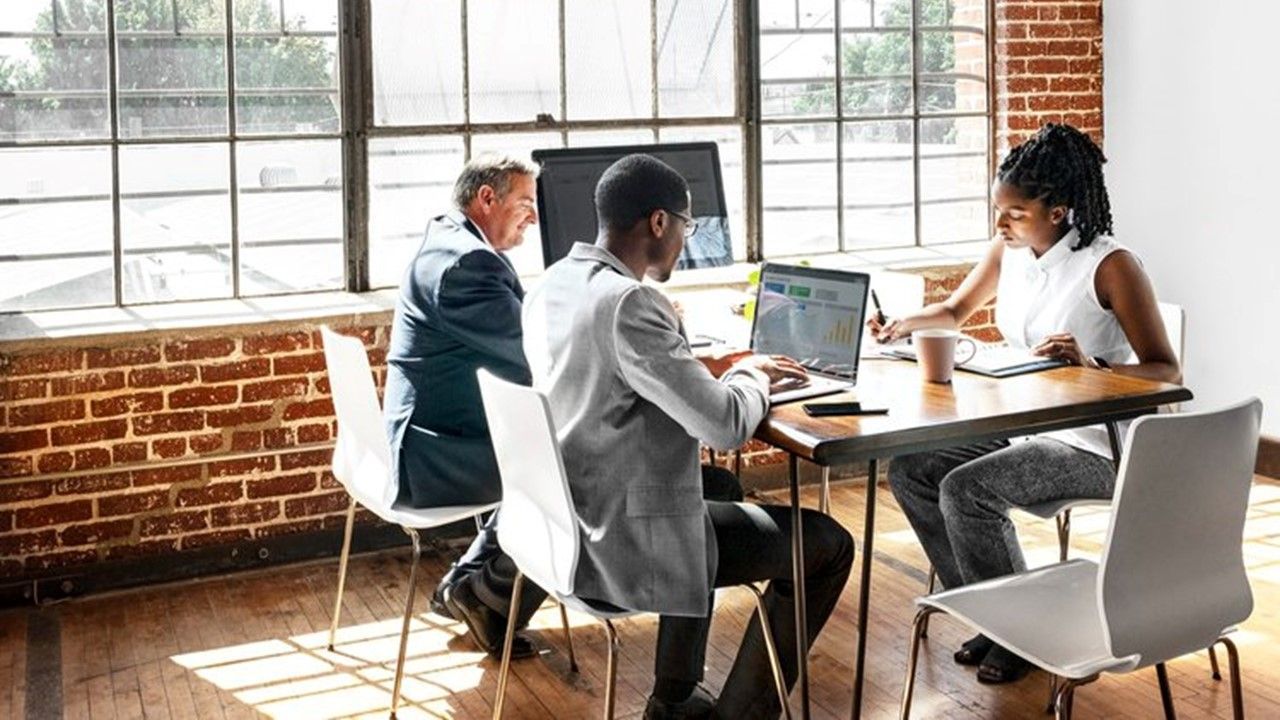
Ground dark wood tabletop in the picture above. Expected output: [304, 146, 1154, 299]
[758, 358, 1194, 465]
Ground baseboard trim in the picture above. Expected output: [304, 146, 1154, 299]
[0, 516, 478, 609]
[1260, 434, 1280, 480]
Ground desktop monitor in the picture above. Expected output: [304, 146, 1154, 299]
[531, 142, 734, 270]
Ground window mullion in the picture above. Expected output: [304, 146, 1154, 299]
[558, 0, 568, 147]
[224, 0, 242, 297]
[340, 0, 372, 292]
[463, 0, 473, 157]
[106, 0, 124, 307]
[910, 0, 923, 248]
[834, 2, 845, 253]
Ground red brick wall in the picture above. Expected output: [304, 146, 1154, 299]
[0, 0, 1102, 585]
[995, 0, 1104, 150]
[0, 324, 389, 580]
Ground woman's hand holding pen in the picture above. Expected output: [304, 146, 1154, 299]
[866, 315, 907, 343]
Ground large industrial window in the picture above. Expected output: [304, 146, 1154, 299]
[0, 0, 989, 314]
[756, 0, 991, 255]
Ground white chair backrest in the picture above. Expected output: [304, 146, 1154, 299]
[1127, 301, 1183, 365]
[1158, 301, 1185, 365]
[1098, 397, 1262, 666]
[319, 326, 398, 512]
[477, 369, 579, 597]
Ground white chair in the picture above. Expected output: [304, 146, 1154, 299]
[320, 326, 503, 719]
[477, 369, 794, 720]
[900, 398, 1262, 720]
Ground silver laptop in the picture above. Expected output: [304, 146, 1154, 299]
[750, 263, 872, 404]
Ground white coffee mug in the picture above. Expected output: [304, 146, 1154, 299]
[911, 329, 978, 383]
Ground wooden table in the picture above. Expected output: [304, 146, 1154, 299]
[754, 358, 1194, 720]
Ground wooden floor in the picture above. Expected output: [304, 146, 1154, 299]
[4, 477, 1280, 719]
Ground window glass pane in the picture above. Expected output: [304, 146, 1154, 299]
[839, 1, 873, 29]
[1, 1, 110, 142]
[842, 120, 913, 248]
[658, 125, 746, 261]
[871, 0, 911, 28]
[920, 116, 988, 244]
[762, 122, 837, 255]
[761, 0, 835, 30]
[0, 147, 114, 311]
[840, 32, 911, 116]
[116, 0, 228, 138]
[565, 0, 651, 120]
[468, 0, 558, 124]
[656, 0, 734, 117]
[919, 29, 985, 113]
[471, 132, 561, 276]
[236, 139, 342, 295]
[119, 143, 232, 302]
[368, 136, 465, 289]
[760, 32, 835, 118]
[565, 129, 654, 148]
[235, 0, 340, 134]
[371, 0, 463, 126]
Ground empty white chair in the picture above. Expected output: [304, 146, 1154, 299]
[900, 397, 1262, 720]
[477, 369, 794, 720]
[320, 326, 502, 719]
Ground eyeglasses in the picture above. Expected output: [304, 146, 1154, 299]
[665, 209, 699, 239]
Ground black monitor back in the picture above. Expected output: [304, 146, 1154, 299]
[531, 142, 733, 270]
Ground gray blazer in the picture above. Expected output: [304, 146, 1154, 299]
[522, 243, 770, 616]
[384, 210, 531, 508]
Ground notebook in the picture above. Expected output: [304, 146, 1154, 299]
[881, 342, 1068, 378]
[749, 263, 872, 403]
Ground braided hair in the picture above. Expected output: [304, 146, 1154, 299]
[997, 123, 1113, 250]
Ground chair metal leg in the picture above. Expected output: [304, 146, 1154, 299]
[602, 619, 621, 720]
[1155, 662, 1177, 720]
[920, 569, 936, 639]
[491, 571, 526, 720]
[1046, 674, 1059, 714]
[734, 449, 743, 478]
[1209, 644, 1222, 681]
[819, 466, 831, 515]
[899, 606, 940, 720]
[558, 600, 578, 673]
[1052, 675, 1097, 720]
[1214, 636, 1245, 720]
[390, 527, 422, 720]
[744, 583, 793, 720]
[328, 498, 357, 651]
[1056, 509, 1072, 563]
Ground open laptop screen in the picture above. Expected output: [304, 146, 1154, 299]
[750, 263, 871, 380]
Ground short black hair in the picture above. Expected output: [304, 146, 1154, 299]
[997, 123, 1113, 250]
[594, 154, 690, 234]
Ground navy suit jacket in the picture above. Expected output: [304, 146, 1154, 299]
[383, 210, 531, 508]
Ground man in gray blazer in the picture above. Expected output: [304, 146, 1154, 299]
[383, 154, 544, 658]
[523, 154, 855, 720]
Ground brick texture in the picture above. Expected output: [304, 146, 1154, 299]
[0, 2, 1097, 581]
[994, 0, 1104, 151]
[0, 324, 388, 579]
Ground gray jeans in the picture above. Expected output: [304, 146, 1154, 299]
[888, 437, 1116, 590]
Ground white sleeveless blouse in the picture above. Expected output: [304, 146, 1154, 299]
[995, 228, 1137, 459]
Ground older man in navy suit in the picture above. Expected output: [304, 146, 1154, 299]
[383, 154, 544, 658]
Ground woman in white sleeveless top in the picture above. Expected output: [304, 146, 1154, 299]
[869, 124, 1182, 684]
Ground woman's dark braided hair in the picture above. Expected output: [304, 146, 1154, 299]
[997, 123, 1113, 250]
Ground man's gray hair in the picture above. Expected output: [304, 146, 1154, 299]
[452, 153, 539, 209]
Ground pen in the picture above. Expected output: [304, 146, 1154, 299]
[871, 289, 887, 325]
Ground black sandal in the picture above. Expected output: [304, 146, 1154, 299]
[976, 643, 1032, 684]
[953, 634, 994, 666]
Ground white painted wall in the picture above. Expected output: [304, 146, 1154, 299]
[1104, 0, 1280, 435]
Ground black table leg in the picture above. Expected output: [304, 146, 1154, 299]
[789, 453, 810, 720]
[850, 459, 877, 720]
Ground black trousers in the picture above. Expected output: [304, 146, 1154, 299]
[655, 502, 855, 720]
[436, 465, 746, 625]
